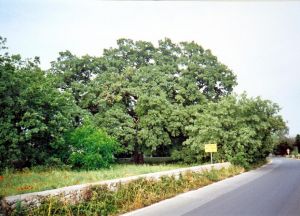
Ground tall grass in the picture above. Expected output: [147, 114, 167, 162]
[0, 164, 190, 197]
[14, 166, 244, 216]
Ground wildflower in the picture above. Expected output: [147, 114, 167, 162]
[0, 176, 3, 181]
[17, 185, 33, 191]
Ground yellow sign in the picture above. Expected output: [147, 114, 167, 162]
[205, 144, 217, 153]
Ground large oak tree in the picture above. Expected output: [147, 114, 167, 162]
[51, 38, 236, 163]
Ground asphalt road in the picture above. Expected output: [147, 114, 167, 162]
[123, 157, 300, 216]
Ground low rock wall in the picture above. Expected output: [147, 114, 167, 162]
[1, 162, 230, 214]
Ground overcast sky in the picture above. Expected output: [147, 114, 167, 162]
[1, 0, 300, 136]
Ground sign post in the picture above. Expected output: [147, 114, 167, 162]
[205, 144, 217, 164]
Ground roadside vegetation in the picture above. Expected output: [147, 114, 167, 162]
[0, 35, 287, 215]
[274, 134, 300, 158]
[0, 163, 189, 197]
[0, 36, 287, 173]
[12, 166, 244, 216]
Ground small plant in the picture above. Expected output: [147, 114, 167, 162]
[65, 124, 120, 170]
[11, 201, 25, 216]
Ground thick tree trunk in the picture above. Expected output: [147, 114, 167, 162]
[131, 118, 144, 164]
[133, 144, 144, 164]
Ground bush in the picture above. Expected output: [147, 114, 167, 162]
[230, 152, 250, 169]
[65, 124, 120, 170]
[44, 157, 65, 167]
[171, 147, 205, 164]
[291, 148, 299, 157]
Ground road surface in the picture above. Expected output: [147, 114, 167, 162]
[123, 157, 300, 216]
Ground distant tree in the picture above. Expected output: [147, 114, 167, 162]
[273, 136, 294, 156]
[295, 134, 300, 151]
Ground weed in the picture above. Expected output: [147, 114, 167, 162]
[11, 201, 25, 216]
[14, 166, 244, 216]
[0, 163, 188, 197]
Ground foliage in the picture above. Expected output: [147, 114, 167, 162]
[273, 136, 294, 155]
[1, 35, 288, 169]
[179, 94, 286, 167]
[245, 158, 268, 171]
[47, 38, 288, 166]
[51, 38, 237, 162]
[291, 148, 299, 157]
[295, 134, 300, 151]
[14, 166, 244, 216]
[0, 37, 79, 170]
[49, 51, 102, 111]
[65, 124, 120, 169]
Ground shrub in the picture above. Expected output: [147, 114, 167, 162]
[291, 148, 299, 157]
[230, 152, 250, 169]
[65, 124, 120, 170]
[44, 157, 65, 167]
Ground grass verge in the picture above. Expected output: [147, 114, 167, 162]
[12, 166, 244, 216]
[0, 164, 189, 197]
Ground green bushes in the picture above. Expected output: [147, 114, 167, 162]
[291, 148, 299, 157]
[65, 124, 120, 170]
[180, 95, 286, 168]
[15, 166, 244, 216]
[230, 152, 250, 169]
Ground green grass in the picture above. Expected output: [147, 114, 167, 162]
[0, 163, 190, 197]
[15, 166, 244, 216]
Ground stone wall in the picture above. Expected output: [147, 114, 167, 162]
[1, 162, 230, 214]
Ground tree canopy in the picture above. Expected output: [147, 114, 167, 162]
[0, 37, 80, 168]
[52, 38, 237, 162]
[0, 36, 288, 169]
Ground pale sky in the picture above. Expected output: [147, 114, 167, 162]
[1, 0, 300, 135]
